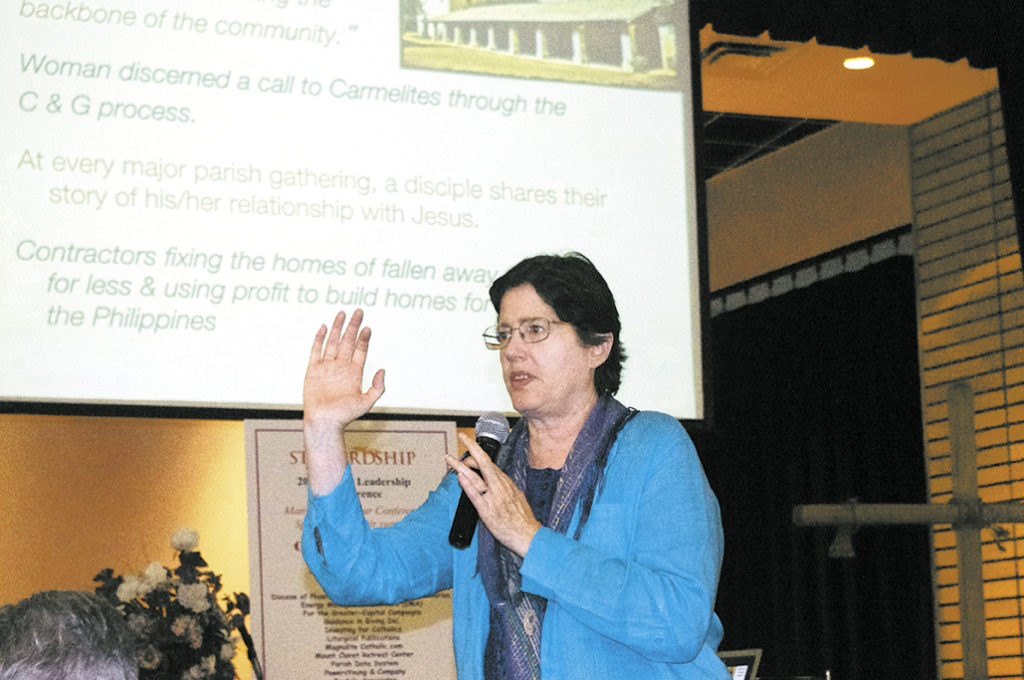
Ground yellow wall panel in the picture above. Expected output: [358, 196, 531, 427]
[912, 89, 1024, 678]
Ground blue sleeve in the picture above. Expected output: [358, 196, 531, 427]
[301, 464, 464, 605]
[518, 412, 724, 662]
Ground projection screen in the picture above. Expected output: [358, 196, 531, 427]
[1, 0, 705, 419]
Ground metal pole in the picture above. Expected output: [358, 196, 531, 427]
[792, 501, 1024, 527]
[949, 382, 988, 680]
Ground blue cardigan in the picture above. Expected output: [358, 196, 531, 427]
[303, 411, 730, 679]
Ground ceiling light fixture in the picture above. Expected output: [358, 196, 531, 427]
[844, 56, 875, 70]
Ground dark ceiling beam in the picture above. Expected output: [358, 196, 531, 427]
[696, 0, 1001, 68]
[995, 2, 1024, 265]
[695, 0, 1024, 264]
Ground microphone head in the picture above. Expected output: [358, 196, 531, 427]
[475, 412, 510, 445]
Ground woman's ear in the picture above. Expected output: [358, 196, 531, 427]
[588, 333, 613, 368]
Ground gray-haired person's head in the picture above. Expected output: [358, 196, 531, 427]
[0, 590, 138, 680]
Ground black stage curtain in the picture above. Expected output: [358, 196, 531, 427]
[695, 254, 934, 680]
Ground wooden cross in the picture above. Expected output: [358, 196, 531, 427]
[793, 381, 1024, 680]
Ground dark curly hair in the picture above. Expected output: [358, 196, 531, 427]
[489, 252, 626, 395]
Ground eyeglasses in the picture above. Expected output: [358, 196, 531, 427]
[482, 318, 568, 350]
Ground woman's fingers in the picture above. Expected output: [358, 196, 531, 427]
[446, 439, 541, 557]
[308, 323, 328, 368]
[308, 310, 373, 368]
[456, 432, 495, 472]
[335, 308, 365, 361]
[350, 324, 372, 370]
[446, 447, 488, 496]
[303, 310, 385, 425]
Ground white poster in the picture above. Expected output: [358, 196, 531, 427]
[1, 1, 703, 420]
[245, 419, 458, 679]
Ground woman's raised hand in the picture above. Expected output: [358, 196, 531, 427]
[303, 309, 386, 431]
[303, 310, 385, 496]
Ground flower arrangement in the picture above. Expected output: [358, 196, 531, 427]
[94, 529, 263, 680]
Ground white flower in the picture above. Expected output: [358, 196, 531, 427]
[220, 637, 237, 661]
[177, 582, 212, 613]
[127, 613, 151, 636]
[143, 561, 167, 589]
[171, 528, 199, 552]
[128, 561, 167, 597]
[116, 574, 142, 603]
[181, 665, 203, 680]
[172, 615, 204, 649]
[138, 645, 163, 670]
[171, 615, 193, 637]
[201, 655, 217, 675]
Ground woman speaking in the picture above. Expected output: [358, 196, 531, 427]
[301, 253, 729, 679]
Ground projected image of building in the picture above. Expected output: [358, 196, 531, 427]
[401, 0, 684, 89]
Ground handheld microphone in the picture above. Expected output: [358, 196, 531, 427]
[448, 412, 510, 549]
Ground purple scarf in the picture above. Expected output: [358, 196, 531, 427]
[476, 394, 635, 679]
